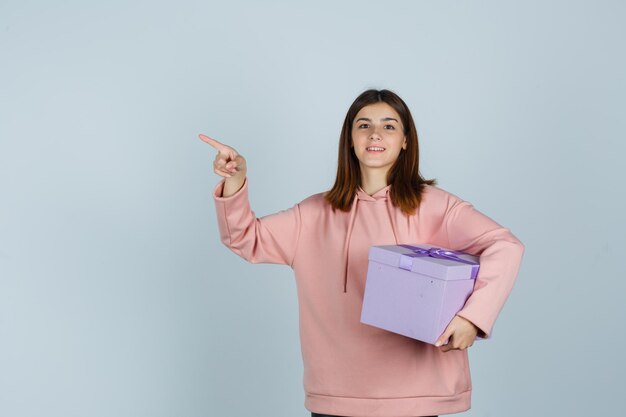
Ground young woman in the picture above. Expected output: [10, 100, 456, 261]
[200, 89, 524, 417]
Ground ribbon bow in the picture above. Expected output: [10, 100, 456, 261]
[398, 244, 479, 278]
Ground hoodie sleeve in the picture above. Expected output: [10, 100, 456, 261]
[213, 176, 301, 267]
[443, 195, 525, 339]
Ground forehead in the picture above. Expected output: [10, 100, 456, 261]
[354, 102, 401, 122]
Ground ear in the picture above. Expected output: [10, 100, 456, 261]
[402, 138, 407, 150]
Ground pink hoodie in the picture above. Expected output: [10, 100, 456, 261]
[212, 177, 524, 417]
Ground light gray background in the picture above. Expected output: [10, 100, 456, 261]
[1, 1, 624, 416]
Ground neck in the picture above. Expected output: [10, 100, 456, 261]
[360, 168, 389, 195]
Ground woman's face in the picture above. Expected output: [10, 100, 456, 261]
[351, 102, 407, 177]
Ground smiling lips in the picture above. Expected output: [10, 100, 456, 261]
[366, 146, 385, 153]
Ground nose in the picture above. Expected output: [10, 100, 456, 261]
[369, 130, 382, 141]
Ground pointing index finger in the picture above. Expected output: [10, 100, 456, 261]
[198, 134, 229, 153]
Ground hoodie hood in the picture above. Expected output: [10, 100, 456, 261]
[342, 184, 401, 293]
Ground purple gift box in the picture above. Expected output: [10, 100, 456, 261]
[360, 243, 481, 345]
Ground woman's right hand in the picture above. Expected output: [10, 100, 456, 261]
[198, 134, 247, 179]
[199, 133, 247, 197]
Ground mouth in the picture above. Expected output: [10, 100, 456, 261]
[366, 146, 386, 153]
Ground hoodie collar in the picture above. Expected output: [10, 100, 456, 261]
[356, 184, 391, 201]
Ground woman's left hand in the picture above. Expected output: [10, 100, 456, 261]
[435, 315, 479, 352]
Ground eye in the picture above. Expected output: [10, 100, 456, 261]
[384, 124, 395, 130]
[358, 123, 369, 129]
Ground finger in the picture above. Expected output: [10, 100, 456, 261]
[214, 167, 232, 178]
[199, 134, 235, 155]
[215, 156, 228, 167]
[435, 326, 455, 347]
[441, 334, 473, 352]
[225, 160, 240, 171]
[215, 154, 238, 170]
[444, 343, 469, 352]
[215, 163, 236, 176]
[440, 343, 454, 352]
[198, 133, 223, 148]
[440, 332, 460, 352]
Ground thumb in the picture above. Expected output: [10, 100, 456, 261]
[225, 154, 247, 170]
[435, 323, 455, 347]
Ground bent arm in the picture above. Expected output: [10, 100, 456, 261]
[443, 197, 525, 339]
[213, 176, 301, 267]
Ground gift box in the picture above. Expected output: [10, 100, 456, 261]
[360, 243, 481, 345]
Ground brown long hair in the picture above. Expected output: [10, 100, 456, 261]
[324, 89, 437, 216]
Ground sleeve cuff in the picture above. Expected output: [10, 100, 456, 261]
[213, 176, 248, 201]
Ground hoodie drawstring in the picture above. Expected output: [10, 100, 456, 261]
[343, 196, 360, 293]
[343, 187, 401, 293]
[385, 194, 400, 246]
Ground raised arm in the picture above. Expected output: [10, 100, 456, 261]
[200, 133, 301, 266]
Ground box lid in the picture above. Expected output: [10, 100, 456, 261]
[368, 243, 480, 281]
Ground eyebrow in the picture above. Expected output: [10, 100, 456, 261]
[355, 117, 399, 123]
